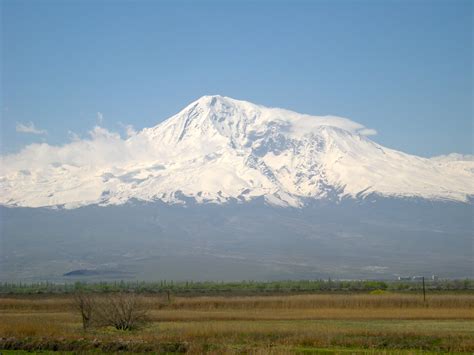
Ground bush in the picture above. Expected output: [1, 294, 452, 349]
[73, 292, 148, 331]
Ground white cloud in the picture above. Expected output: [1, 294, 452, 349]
[430, 153, 474, 162]
[118, 122, 137, 137]
[16, 121, 48, 135]
[358, 128, 378, 136]
[89, 125, 121, 140]
[288, 114, 377, 138]
[97, 112, 104, 125]
[68, 130, 81, 141]
[126, 125, 137, 137]
[3, 122, 146, 175]
[3, 126, 136, 173]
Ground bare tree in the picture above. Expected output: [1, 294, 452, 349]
[73, 292, 95, 330]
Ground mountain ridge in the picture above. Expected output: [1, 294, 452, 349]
[1, 95, 473, 208]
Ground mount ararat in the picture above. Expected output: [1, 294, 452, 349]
[1, 96, 472, 281]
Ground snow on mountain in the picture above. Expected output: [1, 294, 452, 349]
[1, 95, 473, 208]
[430, 153, 474, 162]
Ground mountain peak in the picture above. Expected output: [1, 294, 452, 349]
[188, 95, 265, 113]
[188, 95, 233, 109]
[195, 94, 225, 103]
[150, 95, 265, 145]
[165, 96, 373, 146]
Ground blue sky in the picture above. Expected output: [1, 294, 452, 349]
[1, 0, 472, 157]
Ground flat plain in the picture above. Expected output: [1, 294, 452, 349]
[1, 292, 473, 354]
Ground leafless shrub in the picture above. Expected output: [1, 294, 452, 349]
[73, 292, 148, 331]
[94, 292, 149, 330]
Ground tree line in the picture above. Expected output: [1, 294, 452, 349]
[0, 278, 472, 295]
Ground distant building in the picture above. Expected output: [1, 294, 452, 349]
[398, 275, 432, 281]
[397, 276, 411, 281]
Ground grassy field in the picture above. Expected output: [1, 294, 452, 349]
[1, 293, 473, 354]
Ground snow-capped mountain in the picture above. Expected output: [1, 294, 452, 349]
[1, 95, 473, 208]
[2, 96, 473, 281]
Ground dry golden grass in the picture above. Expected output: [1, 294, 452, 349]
[148, 307, 474, 321]
[0, 314, 73, 337]
[1, 293, 473, 353]
[1, 293, 473, 311]
[161, 293, 474, 310]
